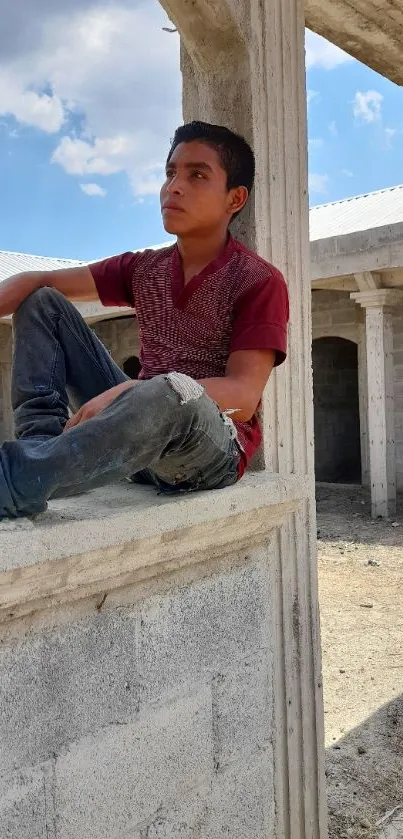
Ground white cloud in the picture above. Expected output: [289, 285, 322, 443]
[0, 72, 64, 132]
[309, 173, 329, 195]
[0, 1, 181, 195]
[305, 31, 352, 70]
[307, 89, 319, 106]
[308, 137, 324, 150]
[383, 127, 397, 150]
[79, 182, 106, 197]
[353, 90, 383, 124]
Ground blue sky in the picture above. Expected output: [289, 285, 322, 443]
[0, 2, 402, 261]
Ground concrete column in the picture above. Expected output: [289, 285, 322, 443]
[351, 289, 403, 517]
[160, 2, 325, 837]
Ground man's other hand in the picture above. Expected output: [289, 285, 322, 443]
[64, 380, 136, 431]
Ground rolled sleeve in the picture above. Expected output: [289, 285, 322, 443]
[89, 252, 139, 308]
[230, 268, 289, 366]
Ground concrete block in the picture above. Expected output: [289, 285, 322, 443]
[0, 765, 48, 839]
[0, 608, 142, 773]
[212, 653, 272, 768]
[138, 556, 270, 702]
[331, 309, 357, 326]
[205, 750, 274, 839]
[55, 686, 214, 839]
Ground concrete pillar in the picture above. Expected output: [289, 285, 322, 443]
[351, 289, 403, 517]
[160, 2, 325, 836]
[357, 322, 370, 487]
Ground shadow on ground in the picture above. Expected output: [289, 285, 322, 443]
[316, 483, 403, 548]
[325, 694, 403, 839]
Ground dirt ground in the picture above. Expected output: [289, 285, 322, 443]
[317, 484, 403, 839]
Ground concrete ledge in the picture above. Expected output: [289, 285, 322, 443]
[311, 222, 403, 281]
[0, 472, 307, 623]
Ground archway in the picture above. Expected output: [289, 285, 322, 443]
[312, 336, 361, 483]
[123, 355, 141, 380]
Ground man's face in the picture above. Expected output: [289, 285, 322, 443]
[160, 140, 239, 236]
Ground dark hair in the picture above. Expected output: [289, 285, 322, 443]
[167, 120, 255, 199]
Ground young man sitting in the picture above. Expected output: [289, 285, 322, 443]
[0, 121, 289, 519]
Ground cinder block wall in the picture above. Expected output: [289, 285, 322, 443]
[312, 336, 361, 482]
[0, 549, 275, 838]
[92, 316, 140, 370]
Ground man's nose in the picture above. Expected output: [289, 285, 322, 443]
[166, 174, 184, 195]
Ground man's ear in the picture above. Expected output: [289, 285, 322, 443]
[227, 185, 249, 217]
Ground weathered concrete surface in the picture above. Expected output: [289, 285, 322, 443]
[0, 473, 304, 619]
[0, 494, 280, 839]
[311, 222, 403, 284]
[305, 0, 403, 86]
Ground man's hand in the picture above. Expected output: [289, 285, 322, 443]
[64, 380, 136, 431]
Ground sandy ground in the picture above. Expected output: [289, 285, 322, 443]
[317, 484, 403, 839]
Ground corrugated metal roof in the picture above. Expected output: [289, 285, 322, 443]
[310, 184, 403, 242]
[0, 250, 86, 283]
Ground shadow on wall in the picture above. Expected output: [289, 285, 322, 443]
[325, 693, 403, 839]
[313, 337, 361, 484]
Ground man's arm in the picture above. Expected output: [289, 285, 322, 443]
[0, 266, 98, 318]
[199, 348, 276, 423]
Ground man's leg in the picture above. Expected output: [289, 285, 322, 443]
[0, 374, 241, 518]
[12, 287, 128, 440]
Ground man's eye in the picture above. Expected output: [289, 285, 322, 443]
[192, 171, 205, 179]
[165, 170, 174, 179]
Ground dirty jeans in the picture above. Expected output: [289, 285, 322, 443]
[0, 288, 241, 519]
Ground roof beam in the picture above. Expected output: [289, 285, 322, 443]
[305, 0, 403, 86]
[354, 271, 382, 291]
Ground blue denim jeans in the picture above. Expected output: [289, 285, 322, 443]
[0, 288, 241, 518]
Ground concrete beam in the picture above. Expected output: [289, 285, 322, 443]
[310, 222, 403, 282]
[354, 271, 382, 291]
[159, 0, 244, 69]
[305, 0, 403, 86]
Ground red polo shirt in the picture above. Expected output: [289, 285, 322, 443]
[90, 235, 289, 476]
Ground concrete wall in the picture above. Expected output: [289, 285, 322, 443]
[92, 316, 140, 370]
[0, 540, 276, 839]
[393, 304, 403, 489]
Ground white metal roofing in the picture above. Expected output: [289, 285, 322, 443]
[0, 251, 86, 283]
[309, 184, 403, 242]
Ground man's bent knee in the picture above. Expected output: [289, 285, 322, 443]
[13, 286, 64, 321]
[164, 372, 204, 405]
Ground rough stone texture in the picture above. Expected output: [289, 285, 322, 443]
[0, 765, 48, 839]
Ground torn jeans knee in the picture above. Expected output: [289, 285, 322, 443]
[165, 372, 204, 404]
